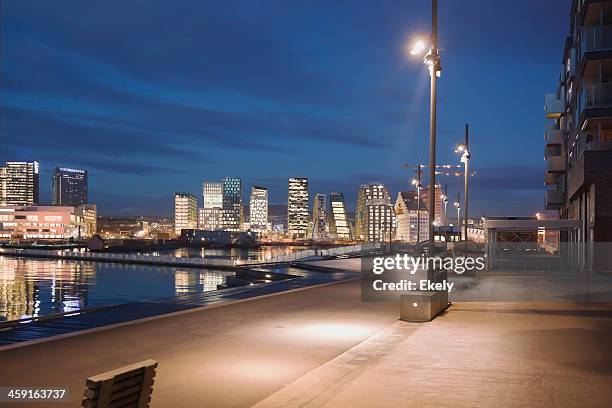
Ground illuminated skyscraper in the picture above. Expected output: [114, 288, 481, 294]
[249, 186, 268, 232]
[354, 183, 395, 243]
[312, 193, 328, 241]
[200, 182, 223, 230]
[0, 161, 39, 206]
[202, 182, 223, 209]
[53, 167, 88, 206]
[221, 177, 242, 232]
[174, 193, 197, 235]
[287, 177, 309, 239]
[328, 192, 351, 240]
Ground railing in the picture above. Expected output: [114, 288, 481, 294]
[544, 128, 564, 145]
[581, 82, 612, 107]
[244, 242, 383, 265]
[0, 247, 237, 268]
[0, 243, 384, 267]
[546, 189, 564, 206]
[584, 139, 612, 152]
[544, 93, 565, 118]
[582, 25, 612, 53]
[546, 155, 566, 172]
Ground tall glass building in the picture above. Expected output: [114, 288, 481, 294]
[328, 192, 352, 240]
[0, 161, 39, 206]
[287, 177, 309, 239]
[174, 193, 197, 235]
[221, 177, 242, 232]
[312, 193, 327, 241]
[249, 186, 268, 232]
[53, 167, 88, 206]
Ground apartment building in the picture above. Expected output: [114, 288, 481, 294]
[544, 0, 612, 266]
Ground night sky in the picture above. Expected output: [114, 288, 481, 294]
[1, 0, 570, 217]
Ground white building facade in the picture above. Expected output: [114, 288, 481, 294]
[394, 191, 428, 243]
[249, 186, 269, 232]
[174, 193, 197, 235]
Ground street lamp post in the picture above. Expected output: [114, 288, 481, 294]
[455, 125, 471, 249]
[411, 164, 423, 244]
[409, 0, 441, 282]
[462, 124, 470, 243]
[454, 193, 461, 240]
[441, 184, 448, 226]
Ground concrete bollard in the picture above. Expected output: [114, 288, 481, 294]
[400, 290, 449, 322]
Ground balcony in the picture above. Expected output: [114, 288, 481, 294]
[544, 172, 560, 185]
[546, 155, 566, 172]
[545, 189, 564, 211]
[584, 138, 612, 152]
[545, 144, 563, 158]
[581, 82, 612, 108]
[544, 93, 565, 119]
[582, 25, 612, 54]
[544, 128, 564, 145]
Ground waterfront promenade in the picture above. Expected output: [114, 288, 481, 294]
[1, 263, 612, 407]
[0, 275, 399, 407]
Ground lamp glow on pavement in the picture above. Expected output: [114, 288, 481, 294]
[297, 323, 372, 341]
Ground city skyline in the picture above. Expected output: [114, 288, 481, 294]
[1, 0, 570, 216]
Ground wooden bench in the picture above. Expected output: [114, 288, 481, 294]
[81, 359, 158, 408]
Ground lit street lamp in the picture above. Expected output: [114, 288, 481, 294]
[411, 164, 423, 244]
[409, 0, 441, 281]
[440, 184, 448, 225]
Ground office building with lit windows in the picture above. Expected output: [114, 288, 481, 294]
[312, 193, 328, 241]
[198, 208, 222, 231]
[354, 183, 395, 243]
[0, 161, 40, 206]
[202, 182, 223, 209]
[287, 177, 309, 239]
[328, 192, 351, 240]
[200, 181, 223, 230]
[394, 191, 428, 243]
[249, 186, 268, 232]
[221, 177, 242, 232]
[0, 205, 94, 240]
[53, 167, 88, 206]
[174, 193, 197, 235]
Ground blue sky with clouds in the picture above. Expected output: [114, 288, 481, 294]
[0, 0, 570, 216]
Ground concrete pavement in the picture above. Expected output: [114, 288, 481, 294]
[0, 279, 399, 408]
[255, 302, 612, 408]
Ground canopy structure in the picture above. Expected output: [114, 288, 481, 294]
[484, 217, 581, 270]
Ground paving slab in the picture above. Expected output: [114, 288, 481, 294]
[255, 302, 612, 408]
